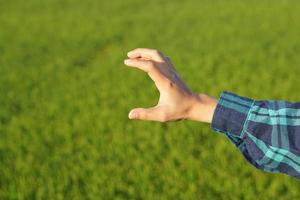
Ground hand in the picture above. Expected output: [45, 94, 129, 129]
[124, 48, 217, 123]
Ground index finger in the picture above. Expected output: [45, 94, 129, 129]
[127, 48, 165, 62]
[124, 58, 168, 90]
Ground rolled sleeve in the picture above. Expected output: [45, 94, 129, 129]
[210, 91, 300, 179]
[211, 91, 254, 139]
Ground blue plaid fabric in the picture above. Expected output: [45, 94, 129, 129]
[211, 91, 300, 178]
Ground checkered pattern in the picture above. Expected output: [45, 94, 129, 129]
[211, 91, 300, 178]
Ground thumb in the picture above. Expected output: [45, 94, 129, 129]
[128, 105, 166, 122]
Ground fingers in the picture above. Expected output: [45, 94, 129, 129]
[127, 48, 165, 62]
[124, 58, 167, 87]
[124, 58, 154, 73]
[128, 106, 167, 122]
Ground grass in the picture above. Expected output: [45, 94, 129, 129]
[1, 0, 300, 199]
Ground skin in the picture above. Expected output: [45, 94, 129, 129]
[124, 48, 218, 123]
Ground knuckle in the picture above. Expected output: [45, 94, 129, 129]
[136, 113, 142, 120]
[137, 111, 146, 120]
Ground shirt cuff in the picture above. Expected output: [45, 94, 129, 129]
[211, 91, 255, 139]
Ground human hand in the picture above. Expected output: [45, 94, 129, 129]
[124, 48, 217, 123]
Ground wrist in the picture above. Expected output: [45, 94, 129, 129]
[187, 93, 218, 123]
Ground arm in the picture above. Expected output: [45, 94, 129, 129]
[124, 48, 300, 179]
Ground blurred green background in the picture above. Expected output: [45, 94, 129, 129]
[1, 0, 300, 199]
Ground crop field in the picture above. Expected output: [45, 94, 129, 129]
[1, 0, 300, 199]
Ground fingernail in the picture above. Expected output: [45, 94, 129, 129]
[128, 111, 137, 119]
[124, 59, 130, 64]
[127, 52, 133, 57]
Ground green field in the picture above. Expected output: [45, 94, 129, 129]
[1, 0, 300, 199]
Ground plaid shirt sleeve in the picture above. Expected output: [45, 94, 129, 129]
[211, 91, 300, 179]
